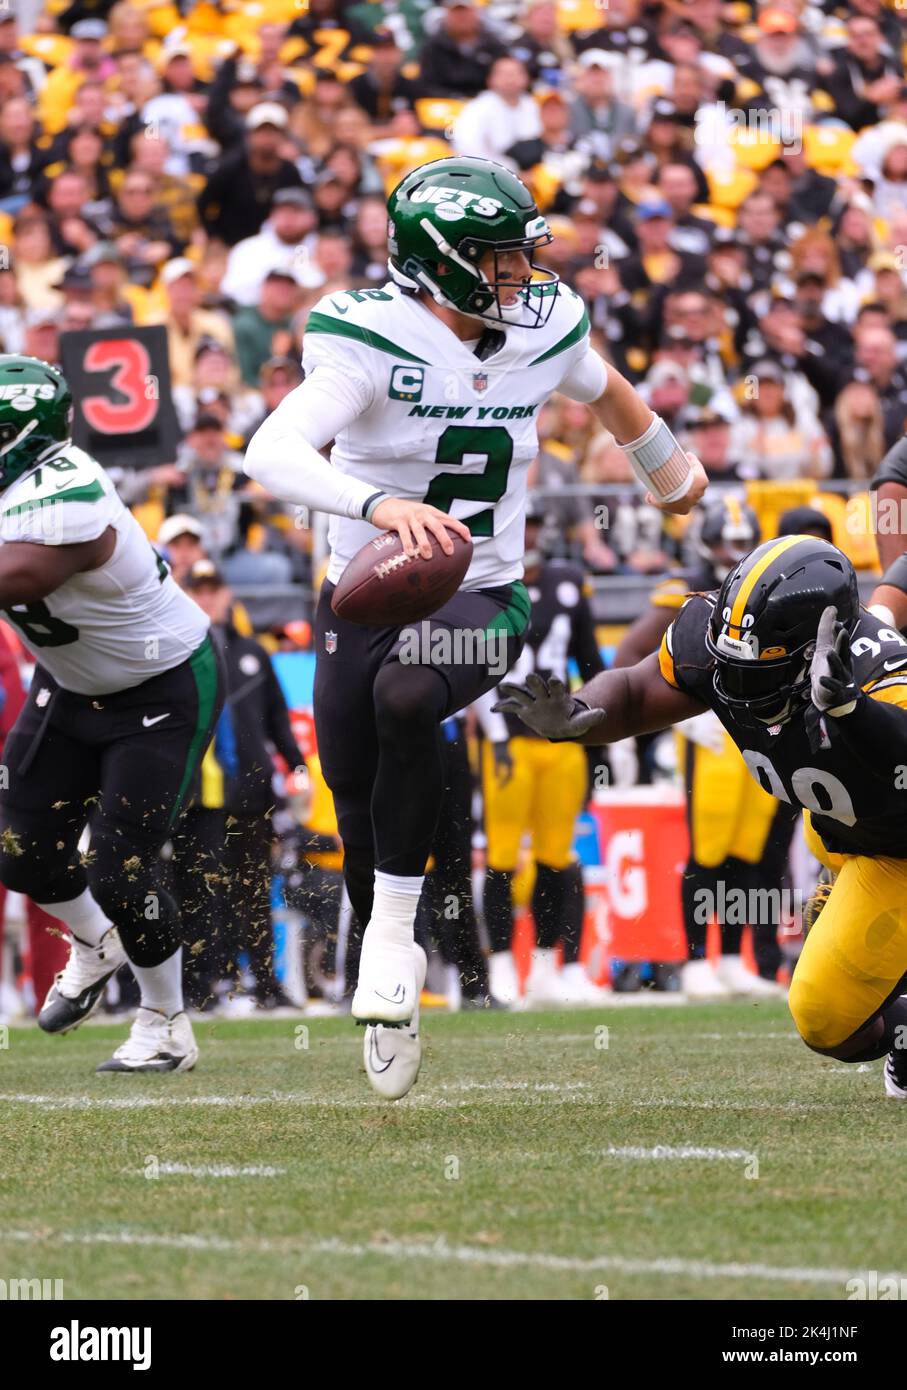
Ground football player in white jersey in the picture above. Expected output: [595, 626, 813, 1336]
[0, 354, 225, 1072]
[245, 156, 707, 1099]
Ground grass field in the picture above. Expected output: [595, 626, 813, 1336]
[1, 1000, 903, 1301]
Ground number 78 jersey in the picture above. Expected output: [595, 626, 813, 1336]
[0, 447, 208, 695]
[301, 282, 594, 589]
[660, 593, 907, 858]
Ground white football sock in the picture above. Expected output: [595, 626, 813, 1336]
[131, 948, 184, 1018]
[368, 871, 424, 949]
[35, 886, 113, 948]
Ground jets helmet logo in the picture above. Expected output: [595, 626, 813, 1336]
[0, 383, 56, 411]
[407, 185, 503, 217]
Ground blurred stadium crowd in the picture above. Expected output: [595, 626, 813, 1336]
[0, 0, 904, 1016]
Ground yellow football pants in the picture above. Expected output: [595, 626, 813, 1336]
[788, 813, 907, 1050]
[483, 737, 587, 872]
[678, 730, 779, 866]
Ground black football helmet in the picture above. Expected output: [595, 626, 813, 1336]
[696, 494, 761, 581]
[705, 535, 860, 725]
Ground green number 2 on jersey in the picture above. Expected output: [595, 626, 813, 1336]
[423, 426, 512, 537]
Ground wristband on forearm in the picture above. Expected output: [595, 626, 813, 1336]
[621, 414, 692, 503]
[362, 491, 388, 523]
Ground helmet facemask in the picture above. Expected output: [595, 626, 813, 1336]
[706, 536, 861, 731]
[387, 159, 560, 330]
[711, 644, 816, 729]
[392, 223, 558, 328]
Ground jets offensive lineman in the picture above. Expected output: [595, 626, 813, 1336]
[0, 355, 225, 1073]
[245, 156, 707, 1099]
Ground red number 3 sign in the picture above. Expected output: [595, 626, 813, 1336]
[81, 338, 158, 434]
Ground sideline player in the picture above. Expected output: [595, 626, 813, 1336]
[245, 155, 707, 1098]
[496, 536, 907, 1099]
[475, 495, 606, 1008]
[0, 354, 225, 1072]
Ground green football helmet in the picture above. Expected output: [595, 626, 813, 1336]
[0, 355, 73, 489]
[386, 156, 559, 329]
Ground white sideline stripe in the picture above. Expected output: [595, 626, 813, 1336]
[603, 1145, 752, 1161]
[0, 1092, 311, 1112]
[1, 993, 690, 1031]
[126, 1163, 285, 1178]
[0, 1091, 839, 1114]
[0, 1228, 884, 1287]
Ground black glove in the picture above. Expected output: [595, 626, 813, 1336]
[810, 605, 858, 717]
[493, 673, 606, 742]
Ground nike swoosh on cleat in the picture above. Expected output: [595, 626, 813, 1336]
[368, 1033, 394, 1074]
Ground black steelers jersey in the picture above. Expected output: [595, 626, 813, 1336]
[502, 561, 604, 740]
[659, 594, 907, 858]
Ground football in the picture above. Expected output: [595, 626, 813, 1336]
[331, 527, 474, 625]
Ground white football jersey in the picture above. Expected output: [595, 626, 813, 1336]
[0, 446, 208, 695]
[301, 282, 594, 589]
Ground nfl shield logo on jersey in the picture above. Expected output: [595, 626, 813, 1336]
[325, 631, 338, 654]
[472, 371, 489, 395]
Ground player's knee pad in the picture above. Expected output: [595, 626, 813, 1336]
[0, 817, 80, 900]
[788, 973, 852, 1053]
[373, 662, 447, 739]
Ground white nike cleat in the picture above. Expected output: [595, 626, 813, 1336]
[488, 949, 520, 1007]
[884, 1055, 907, 1099]
[559, 962, 613, 1006]
[681, 958, 731, 1000]
[520, 947, 563, 1009]
[715, 954, 786, 998]
[363, 944, 427, 1100]
[38, 926, 127, 1034]
[352, 928, 417, 1025]
[96, 1008, 198, 1073]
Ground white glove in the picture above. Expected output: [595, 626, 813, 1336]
[675, 710, 726, 754]
[607, 737, 638, 787]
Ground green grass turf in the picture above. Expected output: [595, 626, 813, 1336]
[0, 1000, 902, 1301]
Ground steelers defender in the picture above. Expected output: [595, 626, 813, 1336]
[245, 156, 706, 1100]
[496, 535, 907, 1099]
[0, 355, 224, 1073]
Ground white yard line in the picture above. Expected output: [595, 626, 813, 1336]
[0, 1227, 886, 1288]
[603, 1145, 754, 1161]
[436, 1080, 590, 1093]
[0, 1092, 313, 1112]
[123, 1163, 285, 1178]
